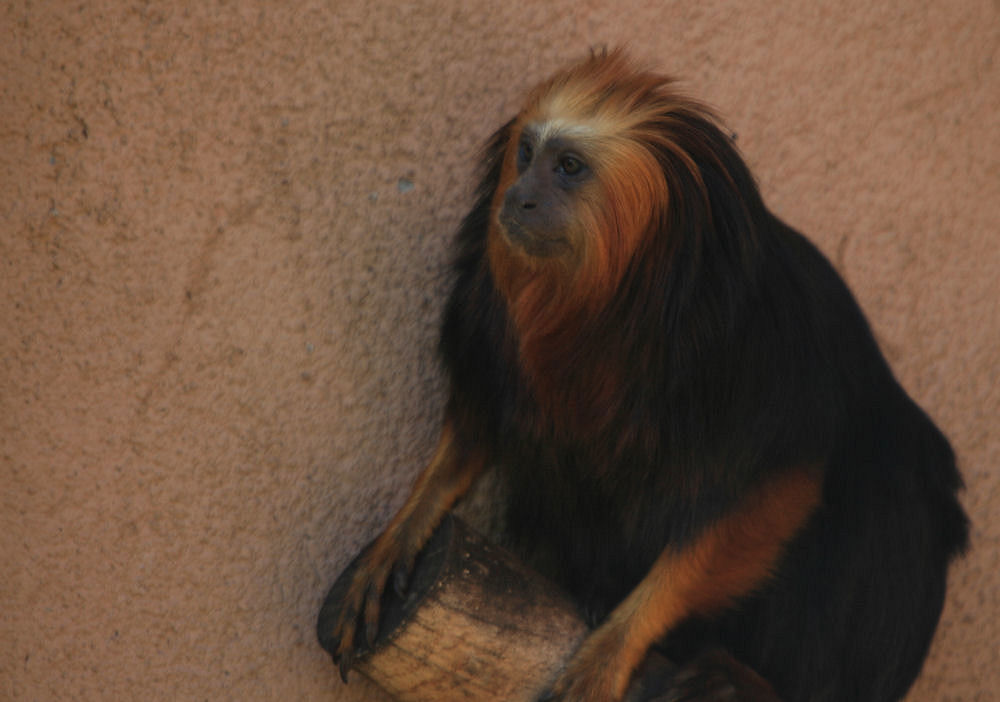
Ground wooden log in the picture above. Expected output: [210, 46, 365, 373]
[317, 514, 589, 701]
[316, 515, 779, 702]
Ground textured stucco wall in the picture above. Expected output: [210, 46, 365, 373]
[2, 1, 998, 700]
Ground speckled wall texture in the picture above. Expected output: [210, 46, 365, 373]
[2, 1, 997, 700]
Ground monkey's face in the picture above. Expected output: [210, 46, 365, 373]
[496, 127, 595, 260]
[492, 117, 667, 291]
[489, 54, 674, 302]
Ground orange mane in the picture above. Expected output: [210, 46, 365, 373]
[486, 50, 718, 430]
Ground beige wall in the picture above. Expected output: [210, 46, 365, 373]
[3, 1, 997, 699]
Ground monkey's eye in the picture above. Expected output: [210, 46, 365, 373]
[557, 154, 585, 177]
[517, 141, 533, 166]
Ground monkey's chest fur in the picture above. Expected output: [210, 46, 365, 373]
[499, 435, 695, 624]
[475, 331, 713, 623]
[441, 262, 745, 625]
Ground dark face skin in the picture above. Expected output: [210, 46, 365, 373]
[498, 129, 593, 258]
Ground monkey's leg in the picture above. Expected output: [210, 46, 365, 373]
[327, 420, 486, 681]
[544, 467, 822, 702]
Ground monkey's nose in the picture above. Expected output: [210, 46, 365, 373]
[503, 186, 537, 213]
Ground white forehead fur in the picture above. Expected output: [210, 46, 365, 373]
[526, 118, 598, 145]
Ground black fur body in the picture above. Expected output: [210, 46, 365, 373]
[439, 118, 969, 702]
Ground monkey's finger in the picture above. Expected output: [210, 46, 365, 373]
[327, 624, 346, 663]
[330, 611, 358, 667]
[326, 634, 342, 664]
[392, 560, 413, 597]
[363, 583, 382, 649]
[327, 604, 360, 662]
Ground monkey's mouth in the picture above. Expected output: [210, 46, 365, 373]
[498, 216, 569, 258]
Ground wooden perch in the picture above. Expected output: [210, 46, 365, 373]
[317, 515, 697, 702]
[317, 515, 585, 700]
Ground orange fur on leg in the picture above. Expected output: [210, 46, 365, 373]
[547, 467, 823, 702]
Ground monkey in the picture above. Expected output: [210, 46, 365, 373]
[325, 49, 969, 702]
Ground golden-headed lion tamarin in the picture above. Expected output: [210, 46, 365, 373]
[325, 50, 968, 702]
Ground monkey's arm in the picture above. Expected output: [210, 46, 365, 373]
[545, 466, 823, 702]
[327, 419, 486, 680]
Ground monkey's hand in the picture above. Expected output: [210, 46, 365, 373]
[325, 528, 422, 683]
[540, 622, 638, 702]
[324, 421, 485, 682]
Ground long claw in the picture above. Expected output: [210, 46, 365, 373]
[339, 649, 353, 684]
